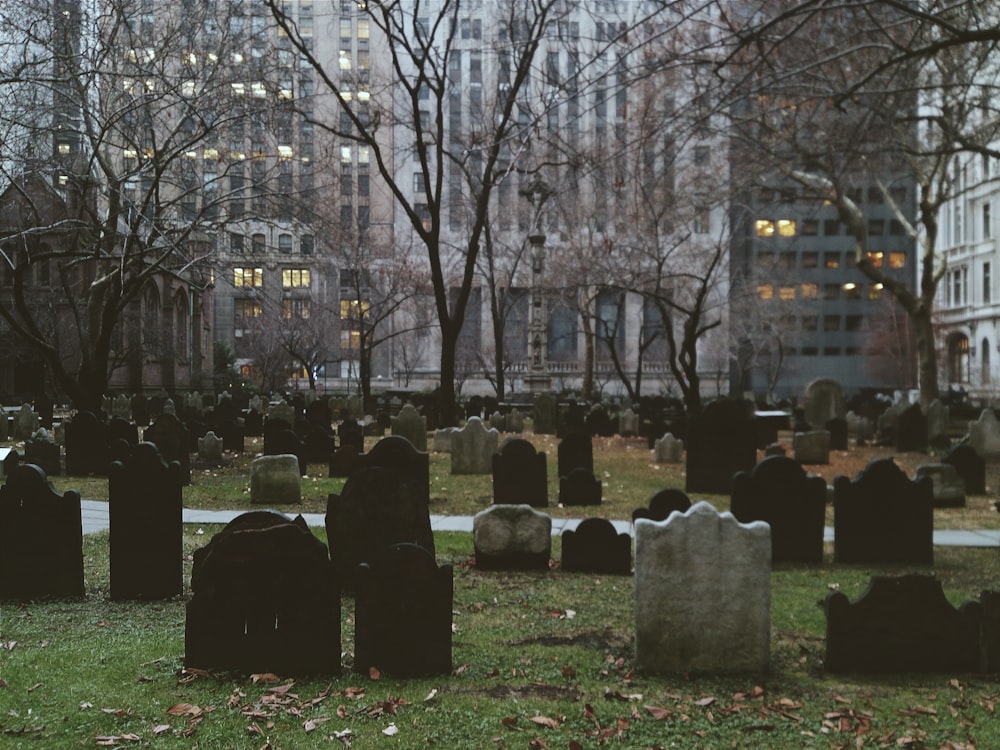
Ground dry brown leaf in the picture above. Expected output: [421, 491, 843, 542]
[166, 703, 202, 717]
[694, 697, 716, 707]
[529, 715, 562, 729]
[369, 666, 381, 680]
[645, 705, 672, 721]
[152, 724, 170, 735]
[250, 673, 281, 684]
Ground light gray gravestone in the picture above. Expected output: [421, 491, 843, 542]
[12, 404, 40, 441]
[472, 504, 552, 570]
[450, 417, 499, 475]
[914, 463, 966, 508]
[968, 409, 1000, 459]
[197, 431, 224, 461]
[391, 403, 427, 452]
[653, 433, 684, 464]
[802, 378, 846, 430]
[250, 454, 302, 504]
[619, 408, 639, 437]
[506, 408, 525, 434]
[432, 427, 456, 453]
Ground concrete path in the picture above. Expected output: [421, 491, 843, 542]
[81, 499, 1000, 547]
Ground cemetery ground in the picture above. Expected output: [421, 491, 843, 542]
[3, 434, 1000, 748]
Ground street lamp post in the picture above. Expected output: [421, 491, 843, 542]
[520, 176, 553, 393]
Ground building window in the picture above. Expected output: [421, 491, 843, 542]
[985, 261, 992, 304]
[234, 299, 262, 326]
[823, 283, 840, 300]
[301, 235, 315, 255]
[801, 251, 818, 268]
[843, 282, 861, 300]
[824, 219, 841, 235]
[283, 298, 310, 319]
[693, 203, 710, 234]
[278, 234, 293, 254]
[230, 233, 245, 254]
[801, 219, 818, 236]
[251, 233, 265, 254]
[868, 283, 884, 300]
[776, 219, 796, 237]
[757, 284, 773, 300]
[282, 268, 311, 288]
[802, 315, 818, 331]
[755, 219, 774, 237]
[866, 251, 884, 267]
[985, 202, 992, 240]
[824, 252, 840, 269]
[889, 252, 906, 269]
[778, 286, 796, 300]
[823, 315, 840, 331]
[234, 267, 263, 288]
[845, 315, 864, 331]
[800, 283, 818, 299]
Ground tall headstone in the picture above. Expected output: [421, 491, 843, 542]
[685, 399, 756, 495]
[634, 502, 770, 674]
[532, 392, 557, 435]
[896, 403, 928, 453]
[390, 403, 427, 452]
[492, 438, 548, 506]
[968, 409, 1000, 459]
[803, 378, 846, 431]
[926, 399, 951, 449]
[12, 403, 40, 441]
[450, 417, 499, 475]
[557, 432, 593, 477]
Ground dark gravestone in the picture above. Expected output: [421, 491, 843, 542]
[263, 428, 307, 476]
[64, 410, 108, 476]
[306, 399, 332, 430]
[302, 426, 336, 466]
[353, 543, 453, 677]
[294, 415, 312, 439]
[558, 401, 587, 438]
[731, 456, 827, 564]
[896, 403, 928, 453]
[326, 467, 435, 591]
[185, 511, 340, 675]
[131, 394, 150, 427]
[833, 458, 933, 565]
[586, 405, 615, 438]
[982, 591, 1000, 672]
[328, 445, 361, 478]
[24, 435, 61, 476]
[243, 408, 263, 437]
[109, 442, 183, 600]
[561, 518, 631, 575]
[262, 417, 293, 445]
[943, 443, 986, 495]
[354, 435, 431, 507]
[558, 467, 602, 506]
[338, 419, 364, 453]
[825, 417, 848, 451]
[216, 418, 245, 454]
[465, 395, 484, 419]
[107, 437, 134, 466]
[492, 438, 548, 507]
[824, 575, 982, 673]
[0, 464, 83, 599]
[215, 394, 238, 423]
[685, 399, 757, 495]
[143, 414, 191, 485]
[182, 416, 209, 452]
[631, 488, 692, 522]
[557, 432, 593, 477]
[107, 416, 139, 448]
[34, 395, 53, 429]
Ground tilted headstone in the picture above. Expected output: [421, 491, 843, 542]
[561, 518, 630, 575]
[185, 511, 340, 675]
[634, 502, 770, 674]
[473, 504, 551, 571]
[631, 488, 691, 523]
[793, 430, 830, 465]
[653, 433, 683, 464]
[532, 392, 557, 435]
[432, 427, 455, 453]
[685, 399, 756, 495]
[64, 410, 109, 476]
[353, 543, 453, 677]
[968, 409, 1000, 459]
[618, 408, 639, 437]
[0, 464, 83, 599]
[450, 417, 499, 475]
[943, 443, 985, 495]
[109, 442, 183, 600]
[824, 575, 982, 673]
[197, 431, 224, 461]
[143, 413, 191, 485]
[325, 466, 435, 591]
[557, 432, 593, 477]
[492, 437, 547, 507]
[12, 403, 40, 441]
[803, 377, 846, 430]
[731, 456, 827, 564]
[558, 467, 602, 506]
[833, 458, 933, 564]
[390, 403, 427, 452]
[914, 463, 966, 508]
[250, 454, 302, 504]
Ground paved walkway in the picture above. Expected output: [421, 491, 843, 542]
[80, 500, 1000, 547]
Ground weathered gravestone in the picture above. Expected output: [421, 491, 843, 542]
[558, 467, 602, 506]
[353, 543, 453, 677]
[685, 399, 757, 495]
[112, 394, 131, 420]
[325, 466, 435, 591]
[24, 431, 61, 476]
[390, 403, 427, 452]
[492, 438, 548, 507]
[824, 575, 982, 673]
[833, 458, 933, 565]
[353, 435, 431, 507]
[250, 454, 302, 504]
[557, 431, 593, 477]
[803, 378, 846, 430]
[619, 408, 640, 437]
[488, 411, 506, 432]
[634, 502, 771, 674]
[793, 430, 830, 465]
[64, 410, 108, 476]
[263, 428, 306, 476]
[12, 403, 40, 441]
[653, 433, 684, 464]
[914, 463, 966, 508]
[109, 442, 183, 599]
[731, 455, 827, 564]
[532, 392, 557, 435]
[432, 427, 455, 453]
[968, 409, 1000, 459]
[185, 511, 340, 675]
[506, 408, 525, 434]
[561, 517, 631, 575]
[144, 413, 191, 485]
[943, 443, 986, 495]
[876, 398, 908, 445]
[926, 399, 951, 449]
[473, 504, 551, 571]
[450, 417, 499, 475]
[301, 426, 336, 466]
[305, 398, 332, 430]
[631, 488, 692, 523]
[846, 411, 874, 446]
[0, 464, 83, 599]
[197, 431, 224, 462]
[267, 400, 294, 426]
[897, 403, 928, 453]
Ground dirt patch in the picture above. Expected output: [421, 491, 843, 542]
[509, 628, 631, 652]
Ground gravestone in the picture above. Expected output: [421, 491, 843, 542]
[824, 575, 982, 673]
[24, 432, 61, 476]
[968, 409, 1000, 458]
[982, 592, 1000, 673]
[131, 394, 150, 427]
[390, 403, 427, 452]
[825, 418, 848, 451]
[685, 399, 756, 495]
[215, 392, 238, 423]
[162, 397, 176, 416]
[846, 412, 874, 446]
[64, 410, 109, 476]
[876, 398, 907, 445]
[803, 378, 846, 430]
[0, 464, 84, 599]
[897, 403, 928, 453]
[432, 427, 455, 453]
[488, 411, 506, 432]
[301, 426, 336, 466]
[926, 399, 951, 449]
[143, 413, 191, 485]
[833, 458, 933, 564]
[561, 518, 631, 575]
[243, 408, 263, 437]
[305, 398, 331, 430]
[634, 502, 771, 674]
[465, 395, 484, 419]
[267, 400, 295, 426]
[506, 408, 525, 434]
[558, 467, 602, 506]
[338, 418, 364, 453]
[185, 511, 340, 675]
[109, 442, 183, 600]
[325, 466, 435, 591]
[112, 394, 131, 420]
[492, 438, 548, 507]
[914, 463, 966, 508]
[34, 395, 53, 429]
[618, 408, 639, 437]
[450, 417, 499, 475]
[473, 504, 551, 571]
[793, 430, 830, 464]
[263, 427, 306, 476]
[215, 418, 245, 454]
[107, 416, 139, 448]
[354, 435, 431, 507]
[197, 431, 224, 461]
[731, 456, 827, 563]
[353, 543, 453, 677]
[185, 391, 204, 415]
[12, 403, 40, 440]
[557, 432, 593, 477]
[328, 445, 360, 478]
[248, 394, 264, 414]
[559, 401, 587, 438]
[653, 433, 684, 464]
[586, 404, 615, 438]
[943, 443, 986, 495]
[532, 392, 557, 435]
[250, 454, 302, 504]
[631, 488, 692, 523]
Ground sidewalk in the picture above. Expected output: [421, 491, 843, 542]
[80, 499, 1000, 547]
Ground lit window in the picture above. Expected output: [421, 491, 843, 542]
[800, 283, 818, 298]
[757, 284, 773, 300]
[777, 219, 796, 237]
[232, 52, 244, 65]
[278, 145, 294, 160]
[123, 147, 137, 159]
[183, 52, 197, 66]
[203, 148, 218, 160]
[755, 219, 774, 237]
[359, 146, 370, 166]
[282, 268, 311, 288]
[340, 299, 371, 319]
[824, 252, 840, 269]
[283, 298, 311, 319]
[358, 90, 370, 102]
[58, 144, 71, 154]
[889, 252, 906, 269]
[182, 80, 196, 97]
[339, 51, 352, 71]
[779, 286, 796, 300]
[341, 146, 352, 164]
[843, 282, 862, 299]
[251, 82, 267, 98]
[868, 283, 884, 300]
[58, 174, 69, 186]
[231, 82, 245, 96]
[866, 251, 884, 267]
[233, 267, 263, 288]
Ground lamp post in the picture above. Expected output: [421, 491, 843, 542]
[519, 175, 553, 393]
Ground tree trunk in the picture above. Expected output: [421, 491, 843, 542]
[438, 329, 459, 427]
[914, 306, 940, 409]
[580, 315, 594, 399]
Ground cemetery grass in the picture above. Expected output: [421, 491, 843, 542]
[3, 531, 1000, 749]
